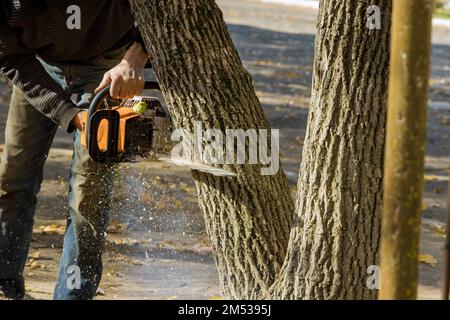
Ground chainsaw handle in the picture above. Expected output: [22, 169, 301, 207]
[85, 80, 161, 151]
[87, 109, 120, 162]
[87, 81, 161, 120]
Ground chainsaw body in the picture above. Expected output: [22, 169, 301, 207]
[81, 82, 172, 162]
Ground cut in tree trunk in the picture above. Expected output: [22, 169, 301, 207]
[271, 0, 392, 300]
[128, 0, 294, 299]
[380, 0, 433, 300]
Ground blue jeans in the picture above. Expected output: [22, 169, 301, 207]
[0, 47, 125, 300]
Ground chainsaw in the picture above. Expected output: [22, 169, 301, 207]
[81, 81, 172, 162]
[81, 80, 236, 177]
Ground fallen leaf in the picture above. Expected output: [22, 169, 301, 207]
[107, 221, 129, 234]
[432, 224, 447, 236]
[28, 251, 52, 261]
[433, 187, 442, 194]
[424, 174, 448, 182]
[130, 259, 144, 266]
[253, 60, 273, 66]
[419, 254, 438, 267]
[112, 238, 139, 246]
[189, 243, 213, 255]
[173, 199, 184, 208]
[209, 296, 224, 300]
[28, 251, 40, 259]
[421, 202, 429, 212]
[424, 175, 438, 182]
[155, 197, 170, 210]
[140, 193, 152, 204]
[439, 116, 450, 126]
[26, 260, 45, 270]
[38, 224, 65, 235]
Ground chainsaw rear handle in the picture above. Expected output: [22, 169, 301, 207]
[85, 80, 161, 162]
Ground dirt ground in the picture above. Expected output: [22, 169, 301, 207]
[1, 0, 450, 300]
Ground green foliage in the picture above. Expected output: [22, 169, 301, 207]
[434, 1, 450, 19]
[435, 1, 447, 10]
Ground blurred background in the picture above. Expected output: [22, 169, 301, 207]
[0, 0, 449, 299]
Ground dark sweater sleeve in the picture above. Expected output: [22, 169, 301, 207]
[133, 27, 146, 50]
[0, 29, 81, 132]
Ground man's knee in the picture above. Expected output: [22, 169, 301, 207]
[0, 160, 41, 195]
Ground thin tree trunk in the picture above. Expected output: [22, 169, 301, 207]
[128, 0, 294, 299]
[380, 0, 433, 300]
[271, 0, 392, 300]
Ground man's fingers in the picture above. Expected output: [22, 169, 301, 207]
[125, 80, 144, 98]
[95, 73, 112, 94]
[110, 77, 123, 98]
[136, 80, 145, 95]
[129, 80, 143, 98]
[121, 88, 131, 99]
[118, 80, 141, 98]
[98, 70, 145, 98]
[71, 111, 87, 131]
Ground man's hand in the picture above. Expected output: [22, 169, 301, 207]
[71, 111, 86, 131]
[95, 42, 148, 98]
[71, 43, 149, 131]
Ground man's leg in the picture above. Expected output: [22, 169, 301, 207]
[53, 132, 114, 300]
[0, 87, 58, 299]
[53, 48, 125, 300]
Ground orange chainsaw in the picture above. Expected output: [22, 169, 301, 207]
[81, 80, 236, 177]
[81, 81, 172, 162]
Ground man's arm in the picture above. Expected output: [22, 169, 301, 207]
[1, 26, 148, 132]
[0, 28, 82, 132]
[0, 53, 82, 132]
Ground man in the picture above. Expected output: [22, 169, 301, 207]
[0, 0, 149, 299]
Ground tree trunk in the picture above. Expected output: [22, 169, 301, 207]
[380, 0, 433, 300]
[271, 0, 392, 300]
[128, 0, 294, 299]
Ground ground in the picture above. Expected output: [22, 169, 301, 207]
[1, 0, 450, 300]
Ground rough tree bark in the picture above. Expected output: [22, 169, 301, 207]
[128, 0, 294, 299]
[271, 1, 392, 299]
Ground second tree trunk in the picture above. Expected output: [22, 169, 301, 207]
[272, 0, 392, 300]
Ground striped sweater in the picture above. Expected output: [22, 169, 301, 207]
[0, 0, 144, 132]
